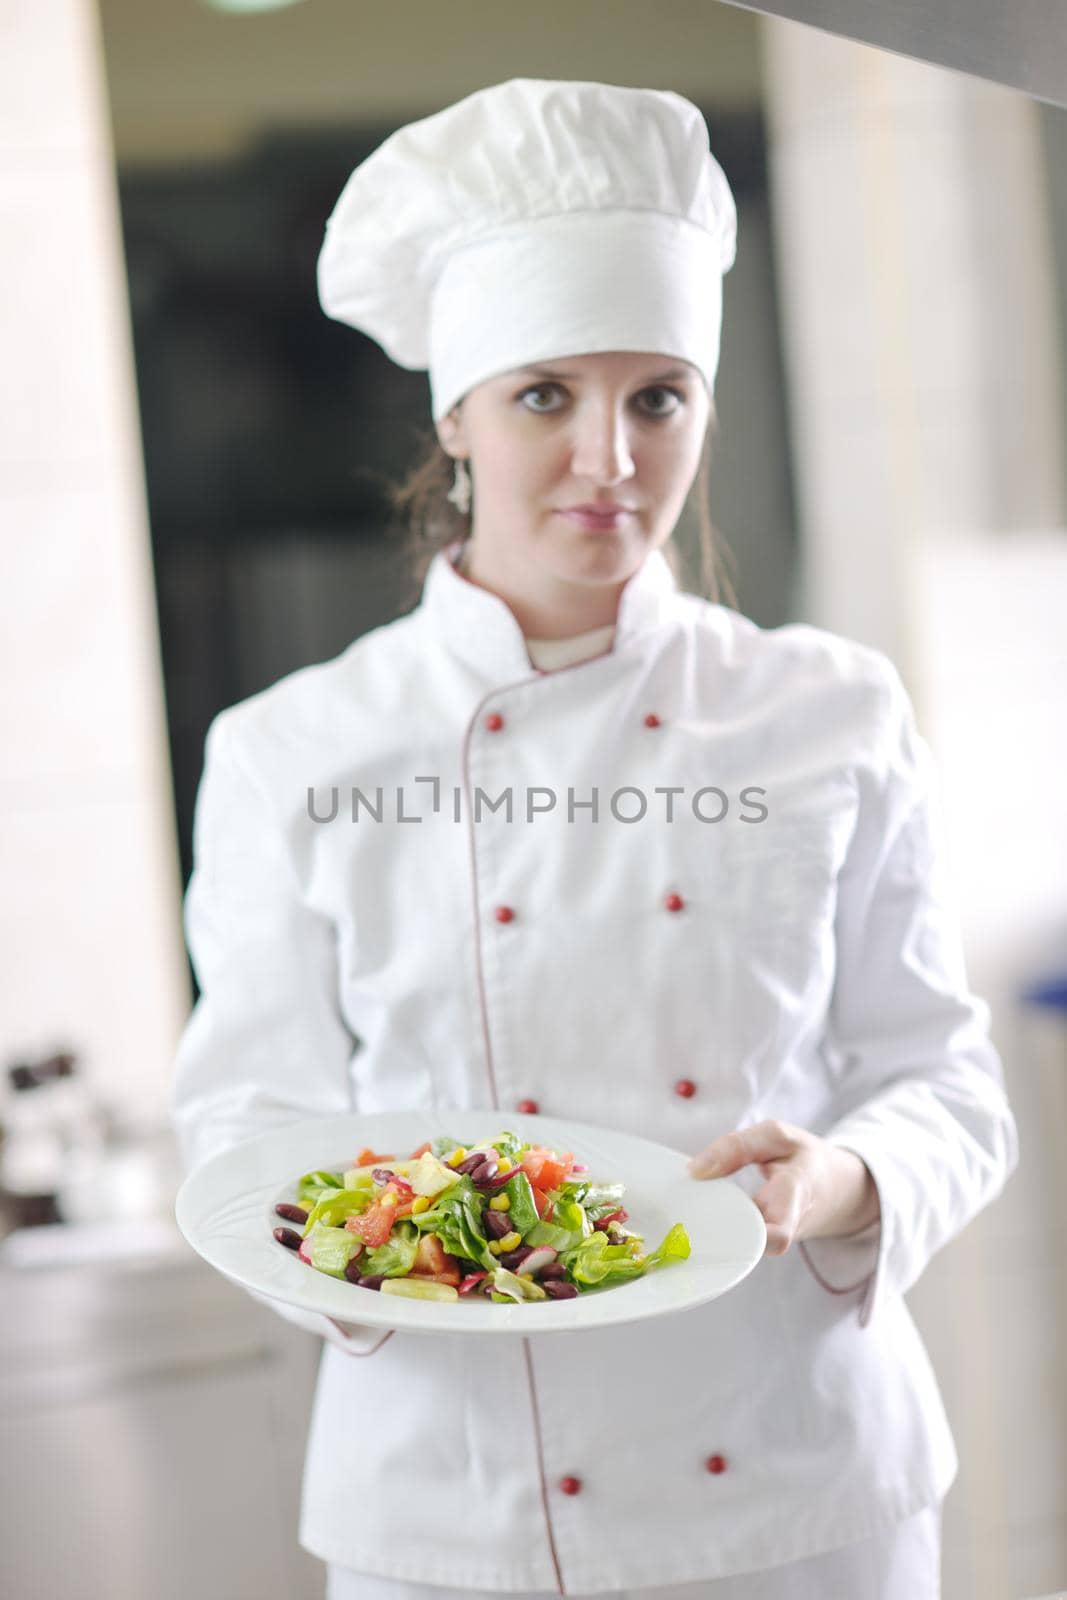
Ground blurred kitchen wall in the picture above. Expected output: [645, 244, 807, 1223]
[760, 24, 1067, 1597]
[0, 0, 190, 1132]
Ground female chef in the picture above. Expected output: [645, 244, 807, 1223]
[171, 79, 1019, 1600]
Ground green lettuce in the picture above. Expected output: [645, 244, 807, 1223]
[306, 1222, 363, 1278]
[411, 1177, 495, 1271]
[358, 1219, 420, 1277]
[297, 1170, 345, 1206]
[565, 1222, 690, 1287]
[500, 1171, 540, 1237]
[490, 1267, 547, 1302]
[301, 1187, 372, 1233]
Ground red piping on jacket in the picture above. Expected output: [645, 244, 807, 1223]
[336, 1327, 395, 1356]
[796, 1239, 873, 1295]
[460, 680, 567, 1597]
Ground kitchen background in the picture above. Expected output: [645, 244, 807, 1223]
[2, 1, 1065, 1597]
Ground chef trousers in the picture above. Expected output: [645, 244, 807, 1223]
[324, 1501, 941, 1600]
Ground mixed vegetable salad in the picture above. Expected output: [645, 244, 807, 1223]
[272, 1130, 690, 1304]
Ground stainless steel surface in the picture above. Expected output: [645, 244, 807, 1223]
[717, 0, 1067, 108]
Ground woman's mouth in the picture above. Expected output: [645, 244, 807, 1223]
[556, 507, 633, 531]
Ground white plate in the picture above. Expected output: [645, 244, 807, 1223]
[175, 1110, 766, 1336]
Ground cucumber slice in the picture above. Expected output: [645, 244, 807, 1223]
[378, 1277, 459, 1302]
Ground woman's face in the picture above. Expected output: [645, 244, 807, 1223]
[435, 350, 711, 628]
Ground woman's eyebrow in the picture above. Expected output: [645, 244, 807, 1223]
[515, 363, 693, 384]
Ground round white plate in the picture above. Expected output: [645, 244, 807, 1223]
[175, 1110, 766, 1336]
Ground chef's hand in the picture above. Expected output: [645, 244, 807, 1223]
[687, 1120, 881, 1257]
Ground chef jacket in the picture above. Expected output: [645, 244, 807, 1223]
[171, 542, 1018, 1594]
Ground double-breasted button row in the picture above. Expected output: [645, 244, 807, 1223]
[556, 1458, 728, 1494]
[494, 894, 684, 923]
[520, 1087, 698, 1108]
[481, 711, 664, 733]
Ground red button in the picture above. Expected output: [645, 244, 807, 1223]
[664, 893, 685, 913]
[494, 905, 515, 923]
[517, 1098, 539, 1114]
[644, 712, 661, 728]
[485, 713, 504, 732]
[674, 1079, 697, 1099]
[705, 1455, 728, 1475]
[559, 1476, 582, 1495]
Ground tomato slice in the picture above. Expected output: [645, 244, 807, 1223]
[410, 1234, 461, 1286]
[347, 1200, 396, 1248]
[521, 1148, 573, 1193]
[408, 1141, 433, 1159]
[530, 1185, 550, 1219]
[355, 1147, 395, 1167]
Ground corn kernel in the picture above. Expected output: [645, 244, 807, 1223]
[380, 1191, 398, 1207]
[496, 1154, 512, 1172]
[499, 1231, 521, 1252]
[488, 1194, 510, 1212]
[446, 1147, 467, 1167]
[411, 1195, 431, 1214]
[488, 1238, 506, 1256]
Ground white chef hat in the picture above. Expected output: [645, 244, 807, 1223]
[317, 78, 737, 421]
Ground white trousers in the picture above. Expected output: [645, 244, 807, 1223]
[325, 1502, 941, 1600]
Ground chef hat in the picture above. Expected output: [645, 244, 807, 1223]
[317, 78, 737, 421]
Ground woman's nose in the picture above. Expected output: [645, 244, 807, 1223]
[569, 407, 636, 486]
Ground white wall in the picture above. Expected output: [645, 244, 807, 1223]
[760, 19, 1067, 1597]
[0, 0, 189, 1124]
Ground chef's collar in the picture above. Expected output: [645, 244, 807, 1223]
[419, 538, 680, 682]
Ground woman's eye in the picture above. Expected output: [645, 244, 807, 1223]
[638, 386, 683, 416]
[519, 384, 563, 412]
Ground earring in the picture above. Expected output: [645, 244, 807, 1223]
[446, 458, 472, 516]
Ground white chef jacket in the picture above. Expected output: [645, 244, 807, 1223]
[171, 541, 1018, 1594]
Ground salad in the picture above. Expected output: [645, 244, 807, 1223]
[272, 1130, 690, 1304]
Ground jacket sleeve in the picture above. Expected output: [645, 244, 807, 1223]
[798, 658, 1019, 1327]
[171, 710, 387, 1356]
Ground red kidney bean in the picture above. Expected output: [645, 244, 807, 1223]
[344, 1256, 365, 1283]
[455, 1153, 490, 1176]
[470, 1158, 499, 1186]
[497, 1245, 534, 1270]
[275, 1202, 309, 1225]
[544, 1280, 579, 1299]
[273, 1226, 303, 1250]
[357, 1274, 385, 1290]
[538, 1262, 568, 1280]
[483, 1208, 513, 1240]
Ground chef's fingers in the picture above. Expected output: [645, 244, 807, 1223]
[756, 1166, 812, 1256]
[688, 1118, 801, 1178]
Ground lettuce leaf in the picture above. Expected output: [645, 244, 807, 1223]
[500, 1171, 540, 1237]
[565, 1222, 690, 1287]
[490, 1267, 547, 1302]
[307, 1222, 363, 1278]
[359, 1220, 420, 1277]
[412, 1177, 495, 1271]
[297, 1171, 345, 1206]
[301, 1187, 372, 1233]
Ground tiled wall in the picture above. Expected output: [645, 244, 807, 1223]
[1, 0, 189, 1121]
